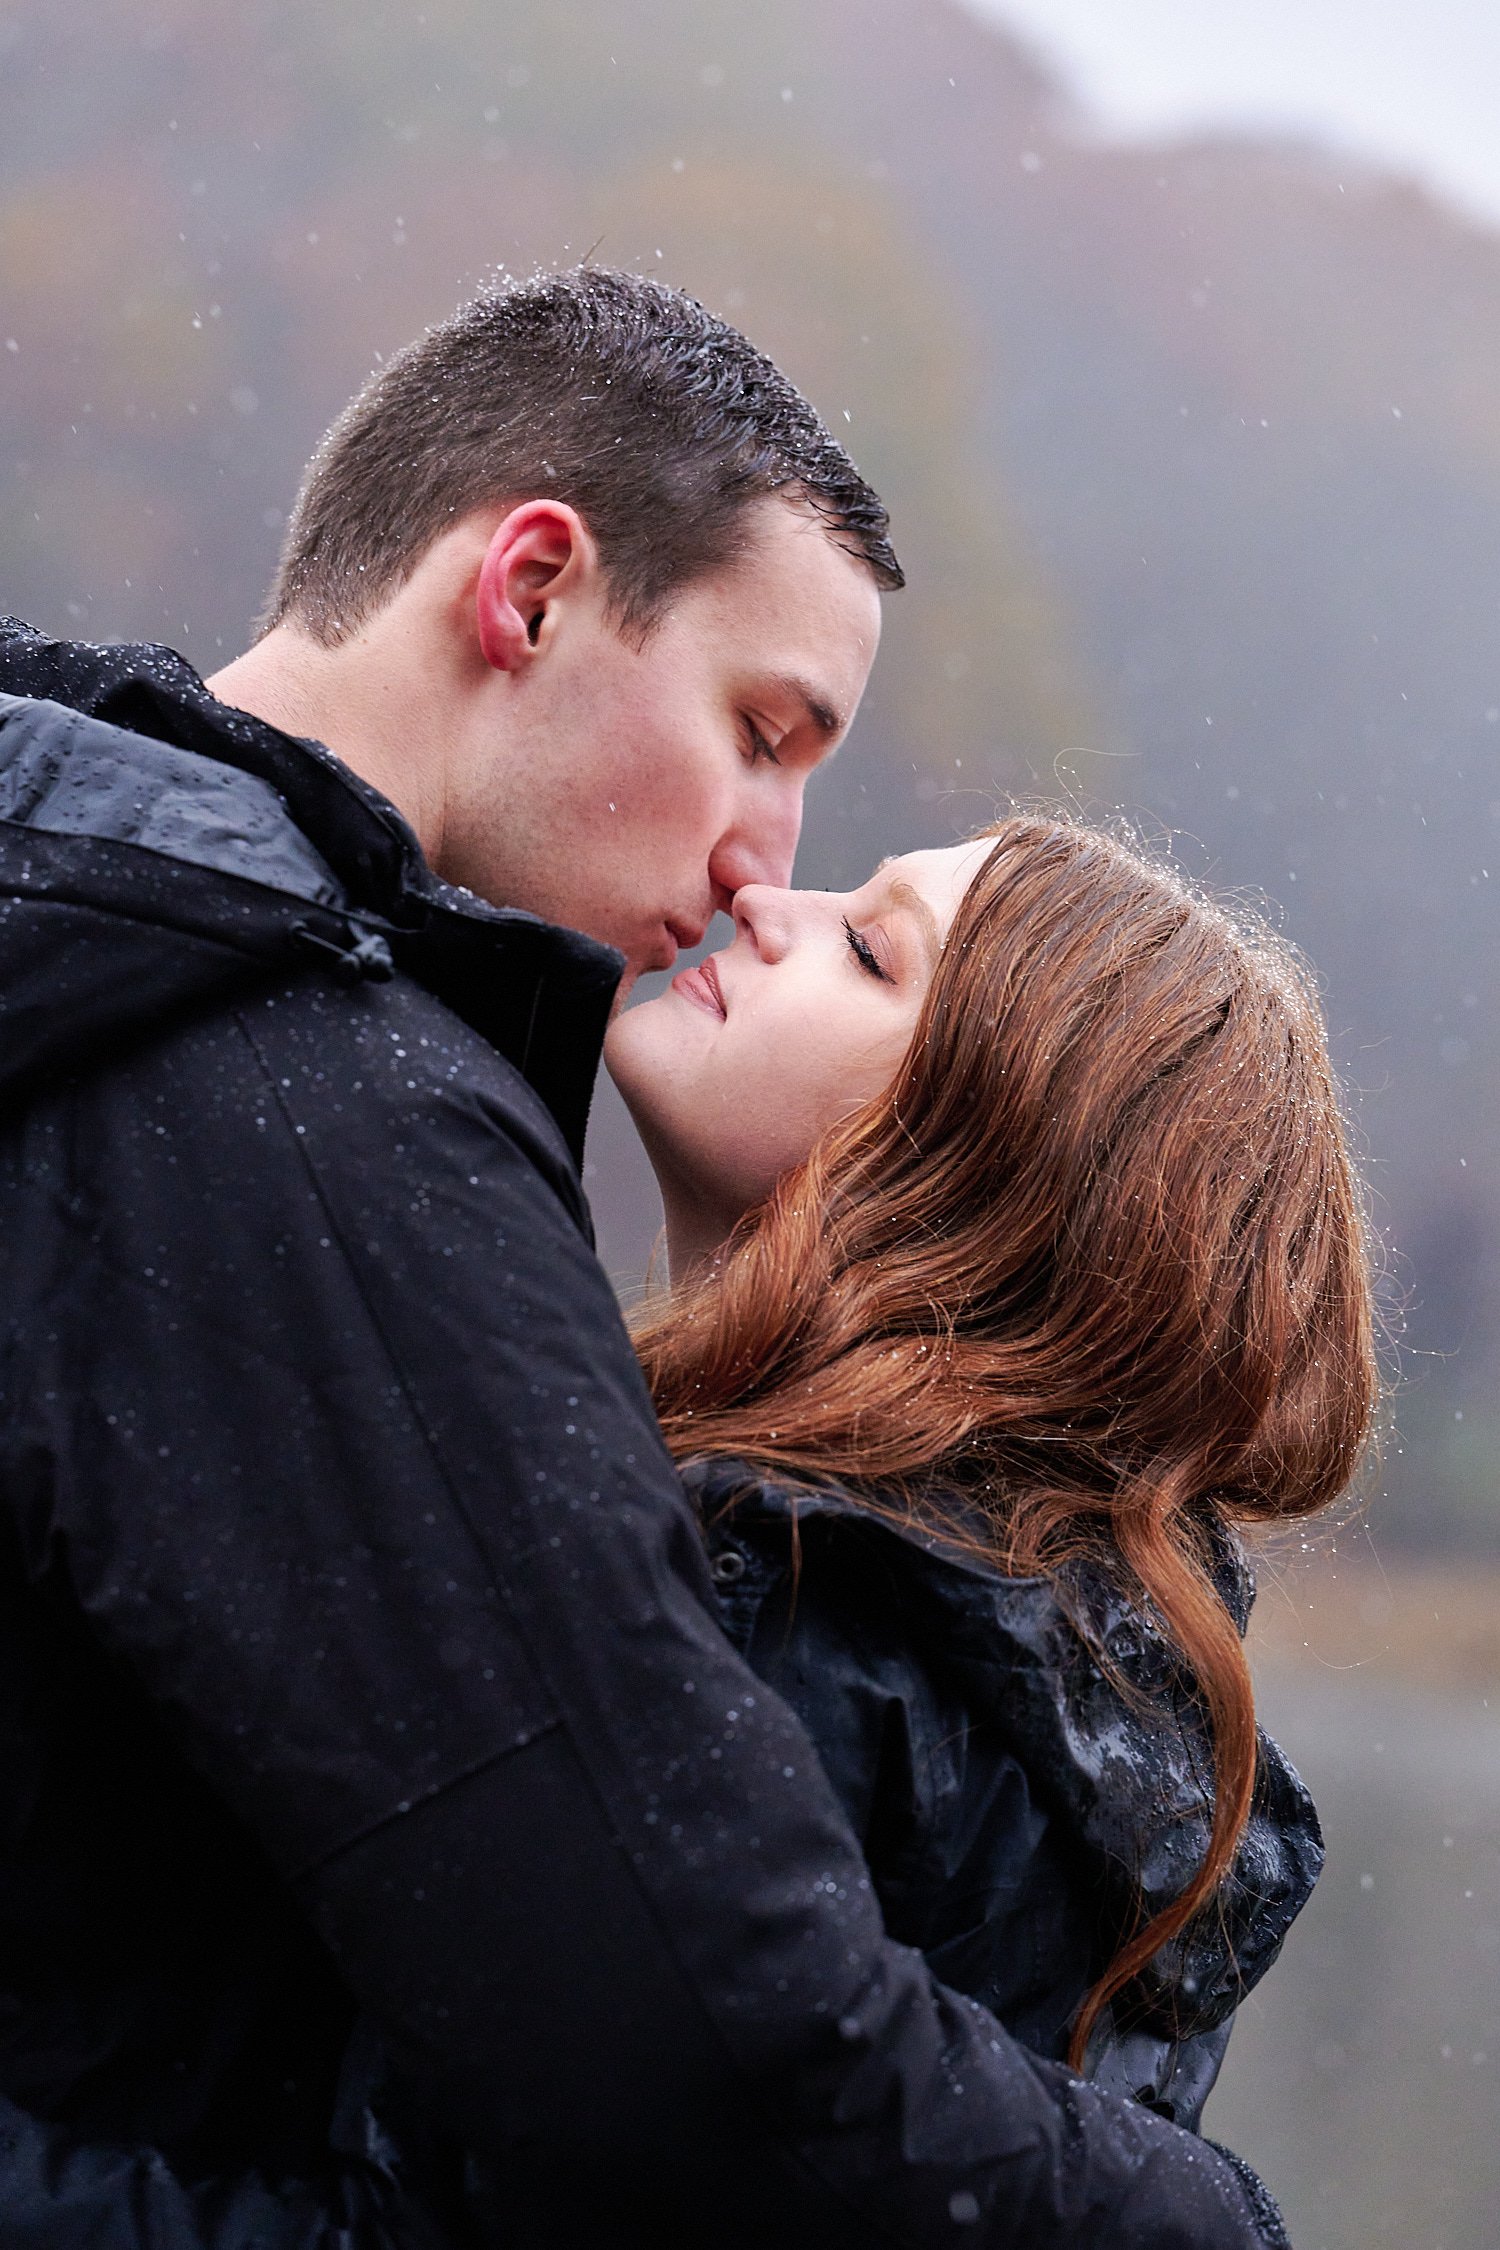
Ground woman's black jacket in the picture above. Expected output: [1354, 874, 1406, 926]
[0, 618, 1294, 2248]
[689, 1460, 1323, 2133]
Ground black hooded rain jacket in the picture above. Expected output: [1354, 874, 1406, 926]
[693, 1461, 1322, 2134]
[0, 619, 1292, 2249]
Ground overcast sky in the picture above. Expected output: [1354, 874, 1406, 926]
[964, 0, 1500, 232]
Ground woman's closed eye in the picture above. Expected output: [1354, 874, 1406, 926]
[843, 916, 895, 984]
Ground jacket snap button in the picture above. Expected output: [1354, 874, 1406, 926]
[711, 1548, 747, 1585]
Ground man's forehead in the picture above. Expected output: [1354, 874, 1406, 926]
[688, 501, 882, 726]
[728, 496, 883, 618]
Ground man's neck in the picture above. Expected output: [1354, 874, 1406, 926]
[208, 625, 444, 859]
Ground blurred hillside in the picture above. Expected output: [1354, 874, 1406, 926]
[1220, 1555, 1500, 2248]
[1, 0, 1496, 1548]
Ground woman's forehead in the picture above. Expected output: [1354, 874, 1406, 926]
[874, 837, 994, 904]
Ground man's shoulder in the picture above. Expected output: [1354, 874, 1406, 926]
[63, 960, 594, 1250]
[247, 968, 585, 1204]
[314, 970, 583, 1193]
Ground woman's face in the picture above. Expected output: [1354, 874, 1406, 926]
[606, 838, 993, 1245]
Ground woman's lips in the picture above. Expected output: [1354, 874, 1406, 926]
[671, 957, 727, 1021]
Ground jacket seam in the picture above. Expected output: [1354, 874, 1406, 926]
[288, 1716, 566, 1881]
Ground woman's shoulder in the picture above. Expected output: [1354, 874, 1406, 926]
[684, 1452, 1248, 1688]
[682, 1453, 1322, 2044]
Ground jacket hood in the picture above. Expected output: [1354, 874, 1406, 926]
[685, 1456, 1324, 2046]
[0, 621, 622, 1162]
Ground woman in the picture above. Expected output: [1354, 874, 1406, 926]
[606, 810, 1377, 2128]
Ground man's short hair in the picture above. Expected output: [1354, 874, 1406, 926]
[262, 266, 904, 645]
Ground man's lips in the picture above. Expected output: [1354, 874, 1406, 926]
[671, 954, 727, 1021]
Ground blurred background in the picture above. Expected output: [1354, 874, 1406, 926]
[1, 1, 1495, 2239]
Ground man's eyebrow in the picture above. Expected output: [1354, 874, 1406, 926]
[885, 878, 942, 972]
[770, 674, 845, 740]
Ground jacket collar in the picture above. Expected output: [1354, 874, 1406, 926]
[0, 620, 623, 1165]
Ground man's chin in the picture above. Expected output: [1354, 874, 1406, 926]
[609, 933, 684, 1005]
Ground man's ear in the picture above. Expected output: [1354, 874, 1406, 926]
[475, 500, 595, 673]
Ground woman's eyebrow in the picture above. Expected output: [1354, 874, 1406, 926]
[884, 879, 941, 972]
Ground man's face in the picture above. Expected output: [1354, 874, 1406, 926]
[444, 496, 883, 989]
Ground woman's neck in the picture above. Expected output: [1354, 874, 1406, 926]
[660, 1186, 733, 1287]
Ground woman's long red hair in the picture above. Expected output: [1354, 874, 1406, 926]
[633, 813, 1378, 2070]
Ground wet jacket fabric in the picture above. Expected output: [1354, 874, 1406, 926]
[0, 617, 1293, 2249]
[692, 1461, 1323, 2133]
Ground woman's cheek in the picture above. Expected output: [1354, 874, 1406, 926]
[719, 1084, 826, 1208]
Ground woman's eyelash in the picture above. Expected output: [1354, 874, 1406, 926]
[743, 718, 780, 766]
[843, 916, 894, 983]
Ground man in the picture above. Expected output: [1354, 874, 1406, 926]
[0, 269, 1288, 2246]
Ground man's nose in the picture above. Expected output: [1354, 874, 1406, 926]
[708, 785, 803, 909]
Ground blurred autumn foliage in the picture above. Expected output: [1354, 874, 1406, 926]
[3, 0, 1498, 1548]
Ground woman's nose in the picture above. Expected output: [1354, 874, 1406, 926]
[731, 883, 795, 963]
